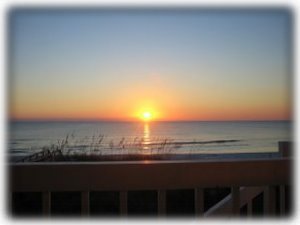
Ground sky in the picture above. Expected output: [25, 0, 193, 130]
[9, 9, 292, 121]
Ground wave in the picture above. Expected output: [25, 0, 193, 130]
[146, 139, 240, 146]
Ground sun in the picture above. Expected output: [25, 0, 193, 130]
[135, 106, 158, 122]
[142, 111, 152, 121]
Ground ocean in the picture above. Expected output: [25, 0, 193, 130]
[9, 121, 292, 161]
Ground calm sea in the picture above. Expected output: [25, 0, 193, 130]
[9, 121, 292, 160]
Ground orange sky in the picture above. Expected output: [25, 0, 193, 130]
[10, 75, 291, 121]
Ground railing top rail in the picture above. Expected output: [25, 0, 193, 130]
[9, 157, 290, 166]
[10, 158, 291, 192]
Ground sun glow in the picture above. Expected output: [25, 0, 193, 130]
[134, 104, 161, 122]
[142, 111, 152, 121]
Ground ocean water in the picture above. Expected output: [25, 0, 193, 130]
[9, 121, 292, 160]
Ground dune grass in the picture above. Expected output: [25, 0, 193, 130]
[19, 133, 182, 162]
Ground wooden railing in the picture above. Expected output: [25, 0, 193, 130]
[9, 157, 291, 217]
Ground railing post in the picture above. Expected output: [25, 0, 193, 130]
[158, 190, 166, 216]
[247, 200, 252, 216]
[120, 191, 128, 216]
[231, 187, 240, 216]
[8, 192, 12, 215]
[279, 142, 291, 157]
[263, 186, 276, 216]
[195, 188, 204, 216]
[81, 191, 90, 216]
[42, 191, 51, 216]
[279, 185, 285, 215]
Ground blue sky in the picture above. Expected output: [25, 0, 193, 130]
[10, 9, 292, 121]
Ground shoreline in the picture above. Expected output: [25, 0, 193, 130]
[10, 151, 280, 163]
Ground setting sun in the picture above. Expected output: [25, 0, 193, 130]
[134, 105, 160, 122]
[142, 111, 152, 121]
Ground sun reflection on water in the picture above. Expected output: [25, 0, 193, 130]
[143, 123, 151, 154]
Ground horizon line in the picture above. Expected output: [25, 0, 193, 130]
[9, 118, 292, 123]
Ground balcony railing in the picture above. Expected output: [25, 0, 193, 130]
[9, 142, 292, 217]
